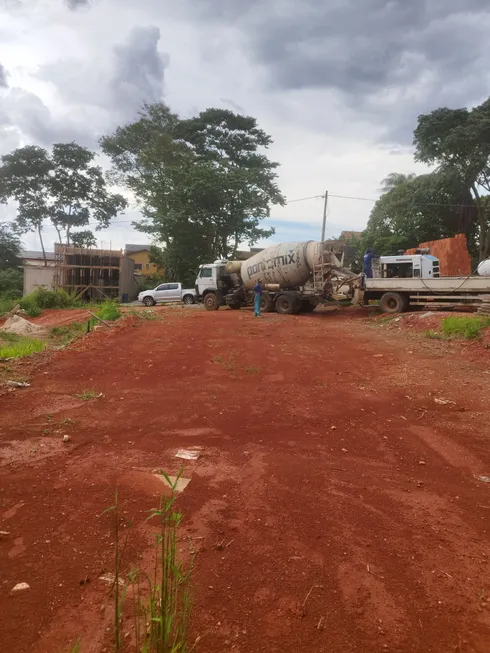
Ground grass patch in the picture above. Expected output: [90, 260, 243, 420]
[51, 322, 87, 346]
[245, 365, 260, 374]
[424, 330, 443, 340]
[441, 316, 490, 339]
[0, 336, 45, 360]
[97, 300, 121, 322]
[0, 297, 16, 317]
[74, 389, 103, 401]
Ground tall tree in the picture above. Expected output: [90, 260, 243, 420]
[101, 103, 285, 281]
[413, 99, 490, 260]
[380, 172, 416, 192]
[0, 143, 128, 265]
[0, 146, 51, 265]
[363, 171, 476, 255]
[71, 229, 97, 248]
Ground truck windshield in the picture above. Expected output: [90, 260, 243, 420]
[200, 268, 212, 278]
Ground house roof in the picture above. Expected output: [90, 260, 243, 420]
[21, 250, 56, 261]
[125, 244, 151, 254]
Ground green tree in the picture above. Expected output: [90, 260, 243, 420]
[71, 230, 97, 248]
[0, 223, 23, 299]
[380, 172, 416, 192]
[363, 171, 475, 255]
[0, 222, 22, 269]
[101, 103, 285, 281]
[413, 99, 490, 260]
[0, 143, 128, 265]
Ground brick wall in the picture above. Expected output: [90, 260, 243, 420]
[406, 234, 472, 276]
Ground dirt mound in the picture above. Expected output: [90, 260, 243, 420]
[0, 315, 48, 338]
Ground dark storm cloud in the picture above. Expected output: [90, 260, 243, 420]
[64, 0, 90, 8]
[179, 0, 490, 143]
[110, 26, 167, 120]
[0, 64, 8, 88]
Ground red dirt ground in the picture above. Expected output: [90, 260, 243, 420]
[1, 307, 490, 653]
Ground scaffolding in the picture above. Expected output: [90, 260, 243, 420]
[53, 244, 126, 301]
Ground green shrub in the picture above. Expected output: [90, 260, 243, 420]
[441, 316, 490, 339]
[97, 300, 121, 321]
[0, 337, 45, 359]
[0, 297, 15, 316]
[0, 268, 23, 300]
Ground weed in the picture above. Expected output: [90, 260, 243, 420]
[68, 638, 81, 653]
[424, 330, 443, 339]
[125, 309, 158, 321]
[245, 365, 260, 374]
[74, 390, 103, 401]
[97, 300, 121, 322]
[0, 337, 45, 360]
[211, 353, 235, 372]
[441, 316, 490, 339]
[104, 470, 193, 653]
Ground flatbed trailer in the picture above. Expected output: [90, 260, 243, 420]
[360, 276, 490, 313]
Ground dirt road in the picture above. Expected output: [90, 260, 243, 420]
[1, 308, 489, 653]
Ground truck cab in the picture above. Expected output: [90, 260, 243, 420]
[195, 260, 230, 310]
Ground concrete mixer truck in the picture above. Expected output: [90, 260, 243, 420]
[195, 241, 358, 314]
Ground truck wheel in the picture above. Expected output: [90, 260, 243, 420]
[275, 293, 297, 315]
[260, 293, 273, 313]
[183, 295, 195, 305]
[227, 302, 241, 310]
[203, 293, 219, 311]
[143, 297, 156, 307]
[380, 292, 409, 314]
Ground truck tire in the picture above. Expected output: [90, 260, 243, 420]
[227, 301, 241, 310]
[203, 292, 219, 311]
[260, 293, 273, 313]
[183, 294, 195, 305]
[275, 293, 298, 315]
[380, 292, 409, 314]
[143, 296, 156, 307]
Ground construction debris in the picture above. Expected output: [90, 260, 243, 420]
[1, 315, 47, 338]
[11, 582, 30, 593]
[6, 381, 30, 388]
[176, 447, 202, 461]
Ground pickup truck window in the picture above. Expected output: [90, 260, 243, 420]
[200, 268, 212, 278]
[168, 284, 179, 290]
[156, 284, 168, 291]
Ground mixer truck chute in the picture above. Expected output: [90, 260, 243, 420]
[195, 241, 358, 314]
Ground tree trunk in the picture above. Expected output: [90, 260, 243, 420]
[38, 226, 48, 267]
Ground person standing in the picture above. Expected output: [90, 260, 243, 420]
[363, 248, 379, 278]
[253, 279, 263, 317]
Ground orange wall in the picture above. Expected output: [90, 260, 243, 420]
[406, 234, 472, 276]
[127, 250, 161, 277]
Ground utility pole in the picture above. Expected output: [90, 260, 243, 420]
[321, 190, 328, 243]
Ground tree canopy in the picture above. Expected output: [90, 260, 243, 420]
[363, 170, 476, 255]
[0, 143, 128, 265]
[413, 99, 490, 260]
[101, 103, 285, 283]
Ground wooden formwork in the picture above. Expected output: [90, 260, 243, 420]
[53, 244, 124, 301]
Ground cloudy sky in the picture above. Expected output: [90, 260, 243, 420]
[1, 0, 489, 252]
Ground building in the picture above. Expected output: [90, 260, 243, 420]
[339, 231, 363, 243]
[124, 244, 162, 278]
[21, 250, 56, 267]
[53, 244, 138, 301]
[21, 250, 56, 295]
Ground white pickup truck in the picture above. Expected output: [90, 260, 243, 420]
[138, 283, 196, 306]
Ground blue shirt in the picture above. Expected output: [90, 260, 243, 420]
[253, 282, 263, 295]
